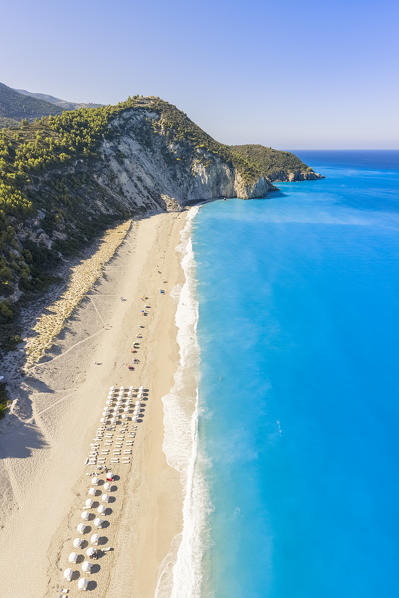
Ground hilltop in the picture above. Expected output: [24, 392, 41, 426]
[231, 144, 323, 182]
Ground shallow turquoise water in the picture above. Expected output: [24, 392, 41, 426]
[193, 151, 399, 598]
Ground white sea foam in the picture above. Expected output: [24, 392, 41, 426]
[155, 206, 208, 598]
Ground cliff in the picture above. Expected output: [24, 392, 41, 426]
[0, 97, 317, 348]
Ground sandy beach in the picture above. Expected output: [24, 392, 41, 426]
[0, 209, 197, 597]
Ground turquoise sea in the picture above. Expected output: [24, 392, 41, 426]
[193, 151, 399, 598]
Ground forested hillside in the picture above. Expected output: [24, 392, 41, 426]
[230, 144, 323, 182]
[0, 82, 62, 121]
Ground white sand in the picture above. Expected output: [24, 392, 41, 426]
[0, 210, 195, 597]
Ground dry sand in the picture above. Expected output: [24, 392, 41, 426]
[0, 210, 194, 597]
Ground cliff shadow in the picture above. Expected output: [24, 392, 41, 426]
[0, 412, 48, 459]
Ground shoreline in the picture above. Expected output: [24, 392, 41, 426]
[0, 209, 197, 597]
[155, 206, 205, 598]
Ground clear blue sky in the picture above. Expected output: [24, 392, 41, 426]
[1, 0, 398, 148]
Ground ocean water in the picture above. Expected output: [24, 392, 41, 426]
[192, 151, 399, 598]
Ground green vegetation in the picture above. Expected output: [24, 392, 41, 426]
[230, 144, 321, 181]
[0, 382, 9, 419]
[0, 82, 62, 121]
[0, 116, 19, 129]
[153, 101, 262, 184]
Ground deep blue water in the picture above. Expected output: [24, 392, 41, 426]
[193, 151, 399, 598]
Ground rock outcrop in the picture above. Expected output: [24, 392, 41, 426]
[92, 108, 272, 215]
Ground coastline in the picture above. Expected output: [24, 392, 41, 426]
[155, 206, 206, 598]
[0, 209, 196, 597]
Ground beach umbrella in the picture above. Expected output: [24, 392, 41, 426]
[77, 523, 87, 534]
[78, 577, 88, 591]
[73, 538, 84, 549]
[82, 561, 92, 573]
[97, 504, 106, 514]
[102, 493, 110, 502]
[68, 552, 78, 563]
[85, 499, 94, 508]
[88, 487, 96, 496]
[106, 472, 114, 481]
[90, 533, 99, 545]
[81, 511, 90, 521]
[93, 517, 104, 528]
[103, 482, 111, 491]
[124, 407, 130, 412]
[64, 568, 73, 581]
[91, 477, 99, 485]
[109, 386, 115, 391]
[86, 546, 96, 557]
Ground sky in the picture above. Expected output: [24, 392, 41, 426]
[1, 0, 398, 149]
